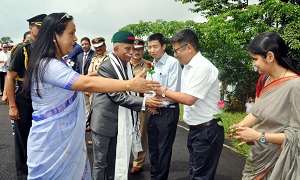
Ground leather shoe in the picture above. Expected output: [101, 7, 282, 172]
[130, 167, 142, 175]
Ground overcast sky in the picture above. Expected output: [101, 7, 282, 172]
[0, 0, 206, 49]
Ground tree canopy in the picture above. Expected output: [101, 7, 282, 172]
[0, 36, 13, 45]
[120, 0, 300, 111]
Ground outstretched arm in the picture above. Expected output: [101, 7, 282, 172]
[71, 69, 160, 94]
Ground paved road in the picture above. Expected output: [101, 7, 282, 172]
[0, 101, 245, 179]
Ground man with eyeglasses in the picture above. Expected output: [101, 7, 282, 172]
[156, 28, 224, 180]
[146, 33, 182, 180]
[89, 31, 162, 180]
[4, 13, 47, 179]
[0, 43, 10, 96]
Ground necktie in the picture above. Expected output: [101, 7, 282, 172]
[82, 53, 87, 74]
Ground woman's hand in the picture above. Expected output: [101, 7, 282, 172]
[229, 123, 242, 138]
[131, 69, 160, 93]
[233, 127, 260, 146]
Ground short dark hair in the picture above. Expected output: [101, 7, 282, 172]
[171, 28, 199, 51]
[248, 31, 299, 74]
[23, 31, 30, 40]
[147, 33, 166, 46]
[81, 37, 91, 44]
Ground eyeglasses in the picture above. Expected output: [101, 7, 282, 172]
[173, 44, 188, 54]
[60, 13, 71, 20]
[2, 46, 9, 49]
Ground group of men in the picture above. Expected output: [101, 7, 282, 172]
[4, 13, 224, 180]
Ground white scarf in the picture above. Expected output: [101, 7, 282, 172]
[109, 52, 142, 180]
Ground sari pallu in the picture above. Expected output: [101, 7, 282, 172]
[243, 75, 300, 180]
[27, 59, 91, 180]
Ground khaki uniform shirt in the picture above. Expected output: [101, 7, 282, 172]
[130, 58, 150, 77]
[88, 52, 109, 75]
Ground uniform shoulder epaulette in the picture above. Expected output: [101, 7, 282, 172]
[10, 43, 24, 57]
[11, 41, 30, 82]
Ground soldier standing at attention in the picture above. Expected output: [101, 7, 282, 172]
[87, 36, 109, 76]
[130, 38, 150, 175]
[5, 14, 47, 179]
[86, 36, 109, 144]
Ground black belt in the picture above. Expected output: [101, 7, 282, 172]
[189, 118, 221, 130]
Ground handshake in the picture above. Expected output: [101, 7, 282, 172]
[145, 85, 169, 115]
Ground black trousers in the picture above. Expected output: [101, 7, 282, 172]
[14, 93, 33, 180]
[0, 71, 6, 92]
[187, 123, 224, 180]
[147, 106, 179, 180]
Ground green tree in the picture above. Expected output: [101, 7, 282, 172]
[175, 0, 249, 17]
[0, 36, 13, 45]
[120, 20, 202, 60]
[119, 0, 300, 111]
[199, 0, 300, 110]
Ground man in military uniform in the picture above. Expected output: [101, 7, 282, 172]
[86, 36, 109, 145]
[5, 14, 46, 179]
[130, 38, 150, 175]
[87, 36, 109, 76]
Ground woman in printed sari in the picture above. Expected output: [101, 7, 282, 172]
[22, 13, 159, 179]
[230, 32, 300, 180]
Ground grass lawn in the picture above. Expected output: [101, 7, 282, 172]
[179, 104, 250, 154]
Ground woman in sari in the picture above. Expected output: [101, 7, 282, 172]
[230, 32, 300, 180]
[22, 13, 159, 179]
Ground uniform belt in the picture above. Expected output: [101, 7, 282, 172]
[189, 118, 221, 130]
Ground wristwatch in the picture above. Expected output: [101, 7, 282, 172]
[162, 88, 167, 98]
[259, 132, 266, 143]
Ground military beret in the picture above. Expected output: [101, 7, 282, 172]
[92, 37, 105, 47]
[134, 38, 145, 48]
[27, 14, 47, 26]
[112, 31, 135, 44]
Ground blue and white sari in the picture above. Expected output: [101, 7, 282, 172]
[27, 58, 91, 179]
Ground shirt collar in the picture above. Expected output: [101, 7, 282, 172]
[85, 50, 91, 56]
[186, 51, 202, 67]
[153, 52, 168, 65]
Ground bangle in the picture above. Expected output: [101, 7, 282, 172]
[126, 80, 130, 92]
[10, 105, 17, 109]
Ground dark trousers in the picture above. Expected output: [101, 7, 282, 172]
[188, 123, 224, 180]
[0, 71, 6, 92]
[14, 93, 33, 180]
[91, 131, 117, 180]
[147, 106, 179, 180]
